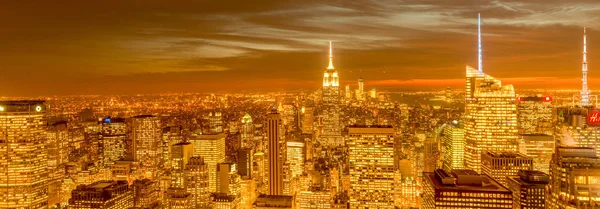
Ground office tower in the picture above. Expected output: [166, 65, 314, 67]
[131, 115, 162, 178]
[207, 110, 223, 133]
[99, 117, 127, 168]
[165, 188, 192, 209]
[237, 148, 253, 178]
[190, 133, 226, 193]
[562, 119, 600, 157]
[506, 170, 549, 209]
[347, 125, 395, 208]
[162, 126, 184, 168]
[422, 169, 513, 209]
[217, 162, 241, 196]
[345, 85, 351, 100]
[212, 193, 240, 209]
[184, 157, 210, 209]
[581, 27, 591, 106]
[519, 134, 554, 173]
[357, 76, 364, 101]
[69, 180, 133, 209]
[0, 101, 48, 209]
[445, 87, 452, 102]
[481, 151, 533, 187]
[252, 194, 294, 209]
[297, 187, 331, 209]
[112, 160, 134, 184]
[171, 142, 194, 188]
[394, 170, 419, 208]
[547, 147, 600, 209]
[423, 137, 440, 172]
[266, 110, 284, 195]
[300, 107, 314, 134]
[286, 140, 304, 178]
[241, 113, 254, 148]
[132, 179, 161, 208]
[517, 96, 553, 135]
[48, 121, 68, 169]
[239, 178, 257, 209]
[321, 41, 343, 147]
[442, 123, 465, 171]
[369, 89, 376, 99]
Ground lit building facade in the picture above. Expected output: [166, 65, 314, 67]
[464, 66, 519, 173]
[207, 111, 223, 133]
[252, 194, 294, 209]
[347, 125, 395, 208]
[237, 148, 253, 179]
[442, 124, 465, 172]
[300, 107, 314, 135]
[162, 125, 183, 169]
[184, 156, 210, 209]
[286, 141, 304, 178]
[517, 96, 553, 135]
[190, 133, 226, 193]
[506, 170, 548, 209]
[357, 77, 364, 101]
[171, 142, 194, 188]
[132, 179, 161, 208]
[212, 193, 239, 209]
[0, 100, 49, 209]
[546, 147, 600, 209]
[296, 187, 331, 209]
[69, 180, 133, 209]
[321, 41, 343, 147]
[422, 169, 513, 209]
[165, 188, 192, 209]
[266, 110, 284, 195]
[241, 113, 254, 148]
[131, 115, 162, 178]
[481, 151, 533, 187]
[519, 134, 554, 174]
[99, 117, 127, 168]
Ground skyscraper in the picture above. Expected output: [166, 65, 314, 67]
[581, 27, 591, 107]
[357, 76, 364, 101]
[0, 100, 49, 209]
[131, 115, 162, 178]
[241, 113, 254, 148]
[442, 123, 465, 172]
[286, 140, 304, 178]
[132, 179, 161, 208]
[321, 41, 343, 147]
[171, 142, 194, 188]
[237, 148, 253, 179]
[481, 151, 533, 187]
[517, 96, 553, 135]
[506, 170, 549, 209]
[189, 133, 226, 193]
[69, 180, 133, 209]
[184, 157, 210, 209]
[348, 125, 395, 208]
[266, 109, 284, 195]
[99, 117, 127, 168]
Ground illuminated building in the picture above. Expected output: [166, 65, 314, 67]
[132, 179, 160, 208]
[239, 178, 257, 209]
[207, 111, 223, 133]
[581, 27, 591, 107]
[171, 142, 194, 188]
[481, 151, 533, 187]
[563, 117, 600, 157]
[266, 109, 284, 195]
[519, 134, 554, 174]
[464, 14, 518, 174]
[442, 123, 465, 171]
[212, 193, 239, 209]
[422, 169, 513, 209]
[506, 170, 549, 209]
[369, 89, 376, 99]
[424, 137, 440, 172]
[296, 187, 331, 209]
[217, 162, 241, 196]
[517, 96, 553, 135]
[111, 159, 134, 184]
[99, 117, 127, 168]
[546, 147, 600, 209]
[252, 194, 294, 209]
[241, 113, 254, 148]
[184, 157, 210, 209]
[237, 148, 253, 178]
[347, 125, 395, 208]
[162, 126, 184, 168]
[286, 140, 304, 178]
[345, 85, 351, 100]
[0, 100, 49, 209]
[69, 180, 133, 209]
[190, 133, 226, 192]
[131, 115, 162, 178]
[48, 121, 69, 169]
[445, 87, 452, 102]
[165, 188, 192, 209]
[394, 170, 419, 208]
[300, 107, 314, 134]
[321, 41, 344, 147]
[357, 77, 364, 101]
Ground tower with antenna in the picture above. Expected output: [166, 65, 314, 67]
[478, 13, 483, 72]
[581, 27, 591, 107]
[321, 41, 343, 147]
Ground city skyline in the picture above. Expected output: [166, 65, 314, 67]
[2, 1, 600, 96]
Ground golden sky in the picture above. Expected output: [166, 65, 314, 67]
[1, 0, 600, 96]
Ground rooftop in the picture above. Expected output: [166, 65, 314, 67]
[425, 169, 510, 193]
[484, 151, 530, 159]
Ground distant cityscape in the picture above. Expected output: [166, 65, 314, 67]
[1, 13, 600, 209]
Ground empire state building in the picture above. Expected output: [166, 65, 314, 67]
[321, 41, 343, 147]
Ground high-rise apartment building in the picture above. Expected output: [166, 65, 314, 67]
[184, 157, 210, 209]
[442, 123, 465, 172]
[131, 115, 162, 178]
[266, 109, 284, 195]
[347, 125, 395, 208]
[189, 133, 226, 193]
[321, 42, 343, 147]
[481, 151, 533, 187]
[506, 170, 549, 209]
[422, 169, 513, 209]
[464, 66, 519, 173]
[0, 100, 49, 209]
[69, 180, 133, 209]
[517, 96, 553, 135]
[546, 147, 600, 209]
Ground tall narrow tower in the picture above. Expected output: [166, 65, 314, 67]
[321, 41, 343, 147]
[478, 13, 483, 72]
[581, 27, 590, 107]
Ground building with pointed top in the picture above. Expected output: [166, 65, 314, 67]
[321, 41, 344, 147]
[581, 27, 591, 107]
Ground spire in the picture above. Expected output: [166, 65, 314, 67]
[581, 27, 590, 106]
[327, 41, 335, 69]
[478, 13, 483, 72]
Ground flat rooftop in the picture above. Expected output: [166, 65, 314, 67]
[425, 170, 510, 193]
